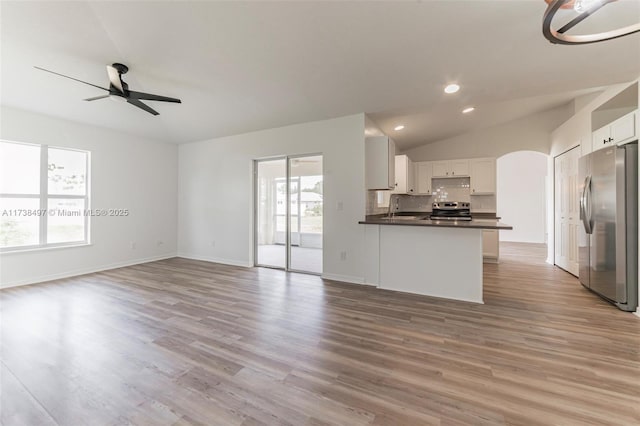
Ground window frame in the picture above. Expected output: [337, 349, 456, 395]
[0, 140, 91, 252]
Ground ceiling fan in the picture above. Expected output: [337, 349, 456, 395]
[34, 63, 181, 116]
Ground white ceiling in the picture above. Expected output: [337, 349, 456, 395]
[1, 1, 639, 149]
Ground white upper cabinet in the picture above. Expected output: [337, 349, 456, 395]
[432, 161, 448, 177]
[398, 156, 496, 197]
[592, 110, 637, 152]
[392, 155, 416, 194]
[592, 125, 612, 151]
[365, 136, 396, 190]
[470, 158, 496, 195]
[611, 110, 636, 144]
[450, 160, 470, 177]
[431, 160, 469, 177]
[415, 162, 433, 195]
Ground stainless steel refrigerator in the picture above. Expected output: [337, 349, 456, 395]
[578, 141, 638, 311]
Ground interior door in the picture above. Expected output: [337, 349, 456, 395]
[554, 146, 580, 276]
[566, 148, 580, 275]
[554, 155, 567, 270]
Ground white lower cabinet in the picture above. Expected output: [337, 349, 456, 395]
[482, 229, 499, 262]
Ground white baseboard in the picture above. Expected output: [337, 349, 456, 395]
[177, 253, 252, 268]
[321, 273, 366, 285]
[0, 253, 177, 289]
[634, 308, 640, 319]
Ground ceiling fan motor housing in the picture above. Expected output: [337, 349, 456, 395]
[112, 63, 129, 74]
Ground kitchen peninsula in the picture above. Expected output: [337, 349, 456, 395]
[360, 215, 512, 304]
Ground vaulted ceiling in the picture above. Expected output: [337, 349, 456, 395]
[1, 1, 639, 149]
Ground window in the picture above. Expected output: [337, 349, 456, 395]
[0, 141, 90, 251]
[376, 190, 391, 208]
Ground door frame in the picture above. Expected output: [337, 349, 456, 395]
[253, 153, 323, 275]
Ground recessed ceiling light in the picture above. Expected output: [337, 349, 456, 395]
[394, 125, 405, 131]
[462, 107, 475, 114]
[444, 84, 460, 94]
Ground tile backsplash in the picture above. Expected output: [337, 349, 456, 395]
[397, 195, 431, 212]
[432, 177, 470, 202]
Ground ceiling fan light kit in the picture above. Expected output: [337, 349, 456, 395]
[34, 62, 181, 116]
[542, 0, 640, 44]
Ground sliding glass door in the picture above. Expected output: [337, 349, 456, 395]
[288, 155, 322, 273]
[255, 155, 323, 274]
[255, 158, 287, 269]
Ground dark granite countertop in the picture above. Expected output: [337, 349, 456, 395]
[359, 213, 512, 230]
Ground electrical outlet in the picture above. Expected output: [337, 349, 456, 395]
[130, 241, 136, 250]
[340, 251, 347, 261]
[211, 240, 216, 247]
[157, 240, 163, 247]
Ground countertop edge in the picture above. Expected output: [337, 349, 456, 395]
[358, 218, 513, 230]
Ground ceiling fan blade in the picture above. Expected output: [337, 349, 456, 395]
[34, 66, 109, 92]
[84, 95, 110, 101]
[107, 65, 125, 94]
[128, 90, 182, 103]
[126, 98, 159, 116]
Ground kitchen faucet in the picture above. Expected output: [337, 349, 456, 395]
[387, 194, 399, 218]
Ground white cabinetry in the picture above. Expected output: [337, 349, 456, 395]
[432, 160, 469, 177]
[392, 155, 416, 194]
[432, 161, 448, 178]
[365, 136, 396, 190]
[415, 161, 433, 195]
[611, 111, 636, 144]
[592, 110, 637, 152]
[592, 126, 613, 151]
[450, 160, 470, 176]
[482, 230, 499, 262]
[469, 158, 496, 195]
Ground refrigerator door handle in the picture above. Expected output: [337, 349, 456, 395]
[579, 176, 587, 221]
[580, 175, 593, 234]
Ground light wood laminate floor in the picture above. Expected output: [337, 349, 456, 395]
[1, 243, 639, 425]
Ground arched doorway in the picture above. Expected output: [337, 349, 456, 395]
[497, 151, 549, 244]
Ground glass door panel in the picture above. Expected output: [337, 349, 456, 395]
[289, 155, 323, 274]
[256, 159, 286, 268]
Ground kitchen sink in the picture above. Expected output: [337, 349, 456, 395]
[380, 215, 426, 220]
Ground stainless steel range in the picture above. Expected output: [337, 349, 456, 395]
[430, 201, 472, 221]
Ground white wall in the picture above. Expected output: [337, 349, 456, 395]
[0, 106, 178, 288]
[497, 151, 548, 243]
[178, 113, 367, 284]
[402, 104, 573, 161]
